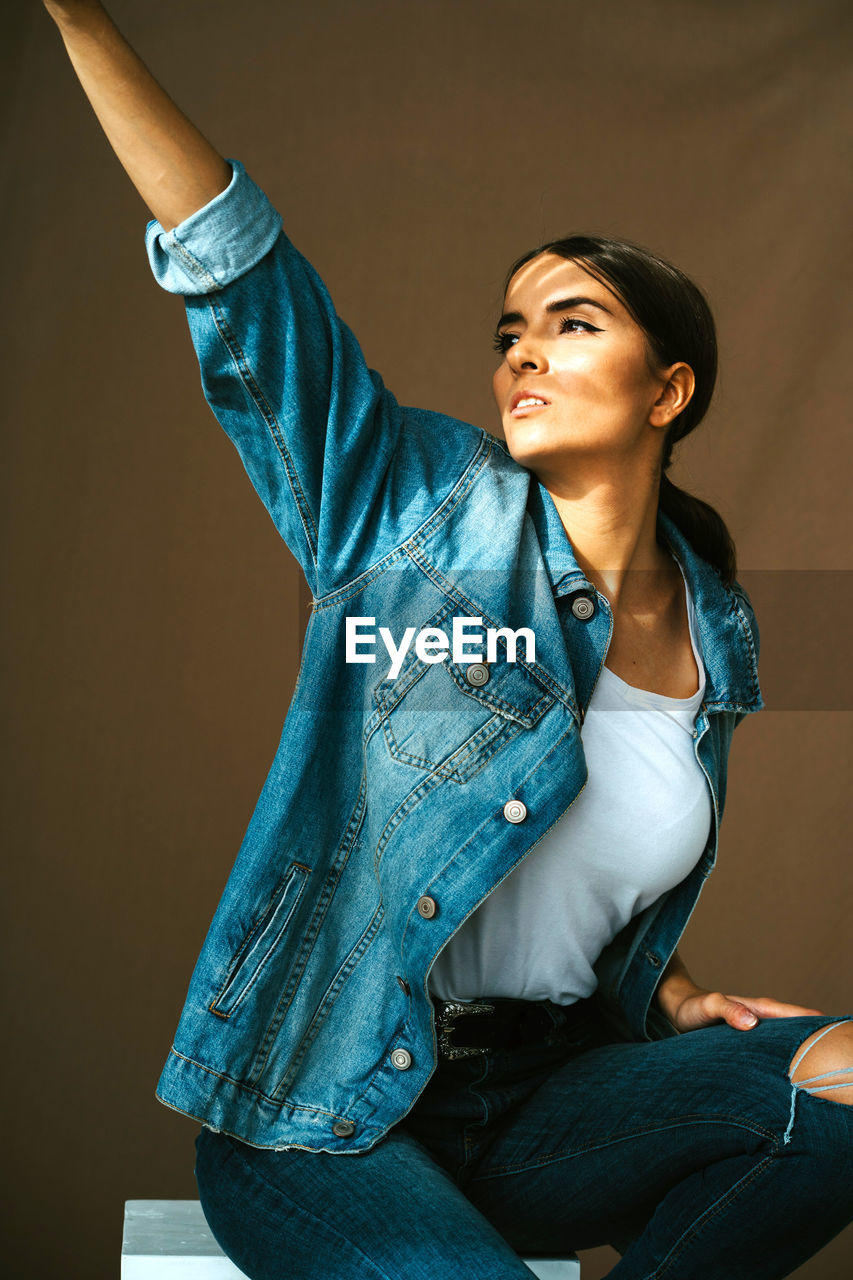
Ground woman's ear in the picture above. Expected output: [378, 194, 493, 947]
[650, 362, 695, 428]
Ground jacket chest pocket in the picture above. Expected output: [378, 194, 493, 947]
[372, 607, 554, 784]
[209, 861, 311, 1019]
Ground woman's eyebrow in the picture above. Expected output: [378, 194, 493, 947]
[496, 295, 614, 329]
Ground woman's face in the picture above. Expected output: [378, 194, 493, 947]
[491, 253, 682, 483]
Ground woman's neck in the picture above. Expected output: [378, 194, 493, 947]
[541, 456, 676, 614]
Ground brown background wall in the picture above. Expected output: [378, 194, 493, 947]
[3, 1, 851, 1277]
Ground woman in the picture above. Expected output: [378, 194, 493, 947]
[44, 2, 853, 1277]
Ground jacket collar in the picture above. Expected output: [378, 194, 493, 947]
[528, 479, 763, 714]
[414, 449, 761, 717]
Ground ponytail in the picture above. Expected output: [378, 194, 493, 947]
[659, 474, 736, 586]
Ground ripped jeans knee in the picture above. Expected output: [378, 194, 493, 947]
[784, 1017, 853, 1143]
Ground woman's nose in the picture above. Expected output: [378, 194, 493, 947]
[506, 332, 546, 373]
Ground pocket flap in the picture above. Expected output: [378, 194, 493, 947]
[373, 609, 552, 730]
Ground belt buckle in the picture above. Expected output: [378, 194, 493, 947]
[435, 999, 496, 1060]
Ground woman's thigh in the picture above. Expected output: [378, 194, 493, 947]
[193, 1122, 537, 1280]
[464, 1013, 853, 1257]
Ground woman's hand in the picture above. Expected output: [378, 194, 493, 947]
[655, 950, 824, 1032]
[667, 989, 825, 1033]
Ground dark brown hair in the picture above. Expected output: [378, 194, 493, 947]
[501, 235, 736, 585]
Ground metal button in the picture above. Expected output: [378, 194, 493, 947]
[571, 595, 595, 621]
[417, 895, 437, 919]
[503, 799, 527, 824]
[391, 1048, 413, 1071]
[396, 975, 411, 996]
[465, 662, 490, 687]
[332, 1120, 356, 1137]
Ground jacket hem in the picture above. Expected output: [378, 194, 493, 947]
[156, 1045, 389, 1154]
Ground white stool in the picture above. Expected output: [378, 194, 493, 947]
[122, 1201, 580, 1278]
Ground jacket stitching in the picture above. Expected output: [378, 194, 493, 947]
[309, 430, 494, 610]
[309, 547, 410, 613]
[372, 620, 554, 725]
[375, 648, 553, 759]
[372, 769, 450, 873]
[406, 543, 579, 717]
[272, 907, 385, 1096]
[379, 709, 524, 780]
[441, 716, 534, 786]
[166, 233, 221, 291]
[159, 1094, 365, 1151]
[397, 719, 579, 954]
[402, 432, 494, 547]
[369, 732, 587, 1117]
[252, 780, 371, 1094]
[206, 297, 320, 564]
[209, 863, 311, 1019]
[165, 1045, 340, 1115]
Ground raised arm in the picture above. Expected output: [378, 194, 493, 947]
[44, 1, 483, 596]
[42, 0, 231, 228]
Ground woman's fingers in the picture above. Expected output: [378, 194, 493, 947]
[673, 990, 753, 1031]
[709, 993, 759, 1029]
[676, 991, 827, 1032]
[723, 995, 825, 1019]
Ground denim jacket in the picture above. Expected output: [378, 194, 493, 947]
[145, 159, 763, 1154]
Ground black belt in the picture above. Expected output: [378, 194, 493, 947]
[432, 995, 576, 1060]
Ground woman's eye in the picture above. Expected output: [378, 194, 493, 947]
[492, 317, 601, 354]
[559, 317, 601, 335]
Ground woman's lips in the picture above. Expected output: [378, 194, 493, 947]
[510, 401, 550, 418]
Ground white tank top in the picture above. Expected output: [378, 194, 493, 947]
[428, 561, 712, 1005]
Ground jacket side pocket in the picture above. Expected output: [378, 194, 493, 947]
[209, 862, 311, 1019]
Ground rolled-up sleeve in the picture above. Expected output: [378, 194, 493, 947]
[144, 158, 282, 294]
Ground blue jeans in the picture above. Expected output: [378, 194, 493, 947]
[193, 1004, 853, 1278]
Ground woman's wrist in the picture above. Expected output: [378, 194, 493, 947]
[654, 950, 701, 1027]
[655, 972, 700, 1027]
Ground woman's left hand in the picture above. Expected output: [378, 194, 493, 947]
[669, 988, 825, 1033]
[654, 951, 824, 1032]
